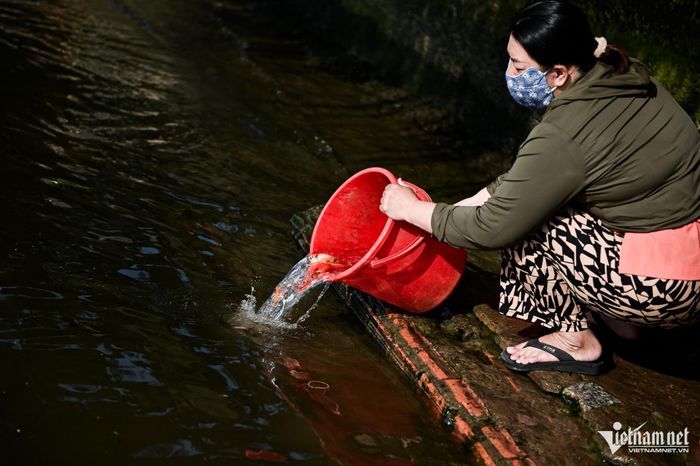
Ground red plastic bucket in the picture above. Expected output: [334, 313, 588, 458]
[309, 167, 467, 313]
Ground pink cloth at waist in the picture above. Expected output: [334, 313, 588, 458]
[619, 218, 700, 280]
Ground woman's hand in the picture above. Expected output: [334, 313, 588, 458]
[379, 179, 436, 234]
[380, 181, 419, 222]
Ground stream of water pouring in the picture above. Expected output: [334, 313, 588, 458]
[239, 255, 344, 328]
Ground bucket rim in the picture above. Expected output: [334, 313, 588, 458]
[310, 167, 397, 281]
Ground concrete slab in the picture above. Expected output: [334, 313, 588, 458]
[471, 302, 700, 465]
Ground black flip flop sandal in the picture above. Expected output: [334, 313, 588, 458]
[500, 339, 609, 376]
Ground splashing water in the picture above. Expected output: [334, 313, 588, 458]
[239, 254, 346, 328]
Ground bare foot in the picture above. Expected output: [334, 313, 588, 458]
[506, 329, 602, 365]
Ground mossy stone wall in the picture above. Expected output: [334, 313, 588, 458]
[253, 0, 699, 153]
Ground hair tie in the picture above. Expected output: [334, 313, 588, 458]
[594, 36, 608, 58]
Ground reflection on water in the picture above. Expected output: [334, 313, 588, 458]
[0, 0, 480, 464]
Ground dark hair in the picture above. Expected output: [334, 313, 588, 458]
[512, 0, 630, 75]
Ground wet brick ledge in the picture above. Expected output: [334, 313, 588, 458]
[562, 382, 621, 412]
[290, 206, 700, 465]
[291, 206, 535, 465]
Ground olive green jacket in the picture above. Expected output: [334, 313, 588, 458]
[431, 60, 700, 250]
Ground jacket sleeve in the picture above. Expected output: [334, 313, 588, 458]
[486, 172, 508, 195]
[431, 123, 587, 250]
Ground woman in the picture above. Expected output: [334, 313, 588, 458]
[380, 0, 700, 375]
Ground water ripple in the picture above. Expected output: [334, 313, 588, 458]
[107, 350, 163, 386]
[0, 286, 64, 301]
[134, 439, 202, 459]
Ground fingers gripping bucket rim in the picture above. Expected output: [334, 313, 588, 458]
[309, 167, 467, 313]
[311, 167, 426, 281]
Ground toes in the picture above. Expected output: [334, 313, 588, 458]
[510, 349, 526, 364]
[506, 341, 528, 355]
[513, 348, 541, 365]
[513, 347, 559, 365]
[515, 351, 532, 365]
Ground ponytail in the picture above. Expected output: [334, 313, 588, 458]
[597, 44, 631, 75]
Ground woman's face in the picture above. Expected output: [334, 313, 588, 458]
[506, 34, 581, 97]
[506, 34, 543, 76]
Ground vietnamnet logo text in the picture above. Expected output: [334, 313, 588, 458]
[598, 421, 690, 454]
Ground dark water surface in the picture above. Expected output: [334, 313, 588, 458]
[0, 1, 501, 464]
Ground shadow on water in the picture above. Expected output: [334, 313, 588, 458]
[0, 0, 487, 464]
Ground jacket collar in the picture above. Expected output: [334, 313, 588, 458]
[547, 59, 654, 112]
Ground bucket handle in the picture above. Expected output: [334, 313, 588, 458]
[369, 235, 425, 269]
[369, 179, 430, 269]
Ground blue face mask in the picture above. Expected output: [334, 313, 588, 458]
[505, 59, 555, 110]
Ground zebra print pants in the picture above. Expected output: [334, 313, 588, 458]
[499, 208, 700, 331]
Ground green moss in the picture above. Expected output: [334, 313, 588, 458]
[264, 0, 700, 147]
[583, 0, 700, 126]
[339, 0, 391, 32]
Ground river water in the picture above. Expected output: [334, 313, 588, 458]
[0, 1, 505, 464]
